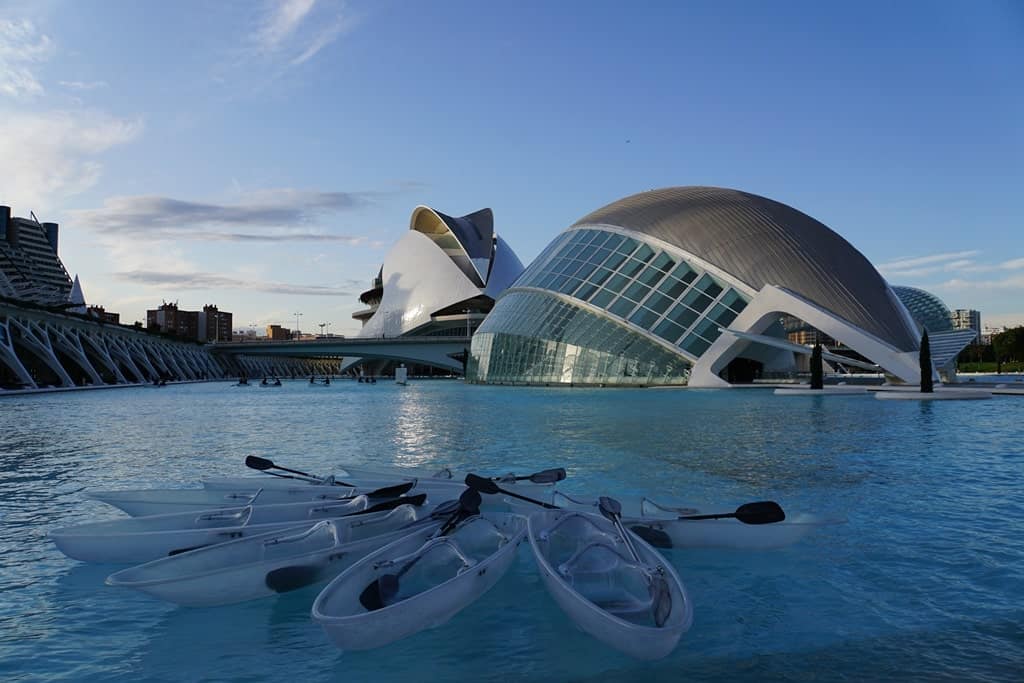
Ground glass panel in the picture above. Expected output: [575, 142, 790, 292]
[670, 262, 698, 284]
[666, 304, 699, 329]
[589, 267, 613, 287]
[657, 277, 688, 300]
[590, 289, 615, 308]
[615, 237, 639, 255]
[573, 261, 599, 282]
[629, 307, 660, 329]
[650, 252, 675, 273]
[681, 334, 712, 356]
[708, 303, 738, 328]
[680, 288, 713, 313]
[605, 273, 629, 294]
[653, 319, 685, 343]
[633, 244, 655, 263]
[602, 250, 628, 271]
[557, 277, 581, 294]
[619, 258, 645, 279]
[550, 274, 570, 289]
[590, 231, 610, 247]
[586, 247, 611, 265]
[609, 297, 637, 318]
[623, 281, 651, 302]
[602, 233, 624, 251]
[692, 318, 721, 340]
[694, 274, 723, 299]
[721, 289, 748, 313]
[645, 292, 674, 315]
[636, 266, 667, 288]
[575, 282, 599, 300]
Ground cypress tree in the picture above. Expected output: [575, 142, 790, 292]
[920, 330, 933, 393]
[810, 342, 824, 390]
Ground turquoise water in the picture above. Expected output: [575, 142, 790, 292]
[1, 381, 1022, 682]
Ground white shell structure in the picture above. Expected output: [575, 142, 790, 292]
[355, 206, 524, 340]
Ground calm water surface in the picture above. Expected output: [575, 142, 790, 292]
[1, 381, 1022, 682]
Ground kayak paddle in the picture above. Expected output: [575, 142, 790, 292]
[598, 496, 673, 628]
[493, 468, 567, 484]
[245, 455, 355, 487]
[464, 474, 559, 509]
[677, 501, 785, 524]
[358, 488, 482, 611]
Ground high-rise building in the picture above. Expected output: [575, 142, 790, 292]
[951, 309, 981, 341]
[266, 324, 291, 340]
[0, 206, 74, 306]
[199, 305, 233, 342]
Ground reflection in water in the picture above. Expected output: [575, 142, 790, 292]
[0, 381, 1022, 681]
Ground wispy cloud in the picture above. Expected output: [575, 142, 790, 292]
[58, 80, 109, 91]
[876, 250, 981, 277]
[69, 190, 380, 243]
[115, 269, 359, 296]
[243, 0, 354, 69]
[933, 273, 1024, 292]
[0, 19, 54, 98]
[0, 110, 143, 210]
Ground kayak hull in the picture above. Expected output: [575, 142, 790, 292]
[105, 505, 433, 606]
[528, 509, 692, 660]
[312, 512, 526, 651]
[51, 496, 378, 564]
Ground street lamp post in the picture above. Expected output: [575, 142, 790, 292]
[319, 322, 326, 337]
[294, 312, 303, 339]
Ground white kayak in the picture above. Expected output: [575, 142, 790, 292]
[51, 493, 427, 564]
[528, 509, 692, 660]
[551, 492, 831, 550]
[105, 503, 438, 606]
[312, 512, 526, 651]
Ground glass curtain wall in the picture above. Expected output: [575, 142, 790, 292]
[469, 227, 754, 385]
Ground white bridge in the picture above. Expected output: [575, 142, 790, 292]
[210, 336, 470, 373]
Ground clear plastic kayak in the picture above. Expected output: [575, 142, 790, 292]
[51, 494, 429, 564]
[528, 509, 692, 660]
[312, 512, 526, 651]
[105, 503, 438, 606]
[551, 492, 834, 550]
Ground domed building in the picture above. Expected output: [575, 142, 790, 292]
[345, 205, 524, 374]
[892, 285, 977, 379]
[468, 186, 932, 387]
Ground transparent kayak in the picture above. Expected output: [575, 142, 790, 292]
[312, 512, 527, 651]
[105, 503, 436, 606]
[551, 492, 834, 550]
[528, 509, 692, 660]
[51, 494, 427, 564]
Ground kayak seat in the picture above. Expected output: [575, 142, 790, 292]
[261, 521, 339, 561]
[450, 517, 509, 562]
[308, 496, 367, 519]
[194, 506, 252, 528]
[557, 541, 658, 622]
[347, 505, 419, 542]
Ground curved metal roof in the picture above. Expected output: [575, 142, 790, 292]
[572, 186, 918, 351]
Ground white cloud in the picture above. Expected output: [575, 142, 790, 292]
[877, 250, 981, 276]
[58, 80, 109, 91]
[0, 19, 54, 98]
[290, 14, 351, 65]
[933, 273, 1024, 292]
[253, 0, 318, 53]
[0, 109, 143, 211]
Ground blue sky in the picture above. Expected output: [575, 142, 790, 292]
[1, 0, 1021, 334]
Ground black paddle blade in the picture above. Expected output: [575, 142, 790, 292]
[464, 473, 500, 495]
[359, 573, 400, 611]
[246, 455, 274, 471]
[529, 468, 567, 484]
[598, 496, 622, 520]
[366, 481, 415, 499]
[735, 501, 786, 525]
[629, 524, 673, 549]
[459, 488, 483, 515]
[265, 564, 324, 593]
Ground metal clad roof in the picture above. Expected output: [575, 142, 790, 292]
[572, 186, 918, 351]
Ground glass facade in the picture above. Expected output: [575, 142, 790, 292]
[468, 291, 691, 385]
[469, 227, 753, 385]
[892, 286, 954, 334]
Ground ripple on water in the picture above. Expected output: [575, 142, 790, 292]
[0, 381, 1022, 682]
